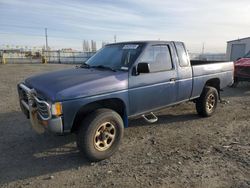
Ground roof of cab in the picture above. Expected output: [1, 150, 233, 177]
[106, 40, 182, 46]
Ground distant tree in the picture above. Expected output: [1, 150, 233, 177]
[91, 40, 97, 52]
[83, 40, 90, 52]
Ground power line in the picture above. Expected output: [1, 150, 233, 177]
[0, 23, 44, 30]
[0, 32, 110, 43]
[0, 32, 44, 38]
[0, 23, 64, 32]
[0, 32, 82, 41]
[0, 24, 114, 42]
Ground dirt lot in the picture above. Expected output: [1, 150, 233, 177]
[0, 64, 249, 188]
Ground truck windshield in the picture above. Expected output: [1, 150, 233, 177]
[84, 43, 144, 71]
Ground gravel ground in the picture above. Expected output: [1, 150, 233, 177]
[0, 64, 249, 188]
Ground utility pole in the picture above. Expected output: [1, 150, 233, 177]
[45, 28, 48, 51]
[44, 28, 49, 63]
[201, 42, 205, 54]
[114, 35, 117, 43]
[83, 40, 85, 52]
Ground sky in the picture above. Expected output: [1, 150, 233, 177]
[0, 0, 250, 53]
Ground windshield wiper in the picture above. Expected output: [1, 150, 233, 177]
[80, 62, 90, 68]
[91, 65, 117, 72]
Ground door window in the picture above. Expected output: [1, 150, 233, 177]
[139, 45, 173, 72]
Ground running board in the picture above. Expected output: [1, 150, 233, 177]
[142, 112, 158, 123]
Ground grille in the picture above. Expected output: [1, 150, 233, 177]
[18, 84, 51, 120]
[34, 97, 51, 120]
[237, 67, 250, 77]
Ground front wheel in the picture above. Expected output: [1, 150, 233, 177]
[196, 86, 219, 117]
[77, 108, 124, 161]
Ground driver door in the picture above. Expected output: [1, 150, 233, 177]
[128, 43, 178, 116]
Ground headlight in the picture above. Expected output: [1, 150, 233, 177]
[51, 102, 62, 116]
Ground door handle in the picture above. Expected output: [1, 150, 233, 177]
[169, 78, 176, 82]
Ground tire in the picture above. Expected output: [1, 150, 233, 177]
[77, 108, 124, 161]
[196, 86, 218, 117]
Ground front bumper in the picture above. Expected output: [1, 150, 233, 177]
[18, 83, 63, 134]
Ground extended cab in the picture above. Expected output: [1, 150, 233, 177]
[18, 41, 234, 161]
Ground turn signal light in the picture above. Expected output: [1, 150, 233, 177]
[52, 102, 62, 116]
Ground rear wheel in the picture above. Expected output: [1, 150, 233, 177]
[77, 108, 124, 161]
[196, 86, 218, 117]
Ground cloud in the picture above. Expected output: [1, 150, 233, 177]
[0, 0, 250, 52]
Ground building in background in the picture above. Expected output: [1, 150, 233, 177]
[226, 37, 250, 61]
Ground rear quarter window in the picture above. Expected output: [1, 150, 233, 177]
[175, 43, 189, 67]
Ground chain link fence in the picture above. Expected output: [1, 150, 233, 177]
[0, 50, 95, 64]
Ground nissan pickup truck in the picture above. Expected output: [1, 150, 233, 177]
[232, 51, 250, 87]
[17, 41, 234, 161]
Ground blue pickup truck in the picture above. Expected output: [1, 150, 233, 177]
[18, 41, 234, 161]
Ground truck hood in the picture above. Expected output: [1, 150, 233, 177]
[25, 68, 128, 102]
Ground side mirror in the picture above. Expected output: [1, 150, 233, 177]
[137, 62, 150, 74]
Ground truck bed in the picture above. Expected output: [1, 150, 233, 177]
[190, 60, 228, 66]
[190, 61, 234, 98]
